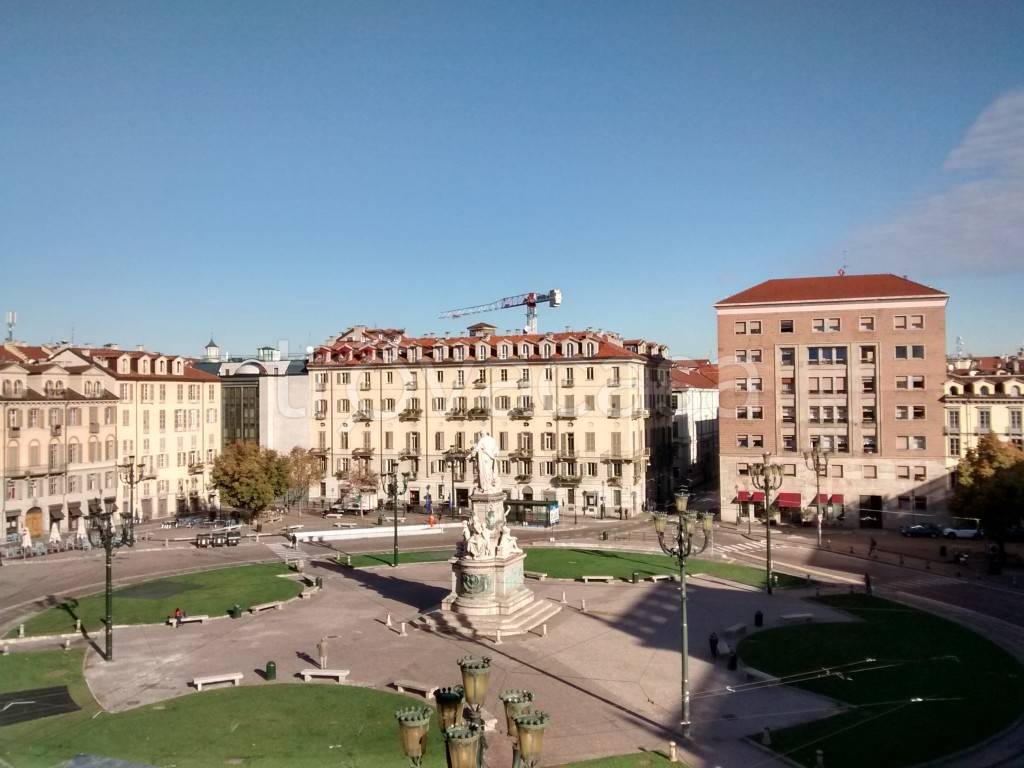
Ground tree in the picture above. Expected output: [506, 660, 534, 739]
[283, 446, 322, 510]
[951, 435, 1024, 560]
[333, 464, 379, 508]
[211, 442, 290, 520]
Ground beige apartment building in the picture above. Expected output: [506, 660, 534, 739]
[307, 324, 673, 517]
[49, 346, 223, 519]
[716, 274, 950, 529]
[943, 354, 1024, 459]
[2, 345, 120, 540]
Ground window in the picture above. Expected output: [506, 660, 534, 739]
[859, 316, 875, 331]
[862, 406, 876, 423]
[734, 322, 746, 334]
[863, 436, 877, 454]
[894, 315, 907, 330]
[812, 318, 825, 333]
[738, 462, 749, 475]
[896, 405, 909, 420]
[749, 321, 761, 335]
[780, 377, 795, 394]
[831, 465, 843, 478]
[913, 466, 927, 481]
[780, 348, 795, 366]
[735, 350, 747, 363]
[735, 379, 748, 392]
[782, 435, 796, 451]
[912, 345, 925, 359]
[750, 349, 763, 363]
[897, 465, 910, 479]
[979, 410, 991, 432]
[783, 463, 796, 476]
[910, 315, 924, 329]
[863, 465, 877, 479]
[737, 435, 749, 448]
[751, 435, 764, 448]
[781, 406, 795, 423]
[780, 319, 793, 333]
[862, 377, 876, 393]
[895, 345, 908, 360]
[860, 346, 875, 363]
[949, 436, 961, 456]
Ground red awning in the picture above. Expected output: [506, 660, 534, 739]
[776, 492, 802, 509]
[750, 491, 765, 503]
[830, 494, 845, 505]
[817, 493, 829, 504]
[735, 491, 750, 502]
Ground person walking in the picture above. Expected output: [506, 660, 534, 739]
[709, 631, 720, 659]
[174, 607, 183, 628]
[869, 537, 878, 557]
[317, 636, 328, 670]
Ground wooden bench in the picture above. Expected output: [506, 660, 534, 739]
[393, 679, 437, 699]
[192, 672, 243, 691]
[580, 575, 615, 583]
[724, 622, 747, 638]
[301, 668, 349, 683]
[166, 615, 208, 626]
[780, 613, 814, 624]
[383, 517, 407, 524]
[250, 601, 284, 614]
[647, 574, 671, 582]
[524, 570, 548, 581]
[323, 513, 345, 519]
[333, 522, 358, 529]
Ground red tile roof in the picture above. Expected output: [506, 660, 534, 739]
[671, 361, 718, 389]
[716, 273, 947, 306]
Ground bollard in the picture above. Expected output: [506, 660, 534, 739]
[346, 554, 352, 567]
[561, 590, 567, 605]
[62, 639, 71, 651]
[727, 652, 738, 671]
[399, 622, 407, 637]
[864, 574, 873, 596]
[581, 599, 587, 613]
[255, 533, 260, 544]
[669, 741, 678, 763]
[495, 629, 502, 645]
[385, 613, 392, 628]
[75, 618, 81, 632]
[754, 610, 764, 628]
[631, 571, 639, 584]
[761, 727, 772, 746]
[541, 623, 548, 638]
[163, 538, 168, 548]
[18, 624, 25, 639]
[806, 574, 811, 586]
[816, 749, 825, 768]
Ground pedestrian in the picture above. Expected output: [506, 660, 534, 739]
[709, 631, 720, 659]
[869, 537, 878, 556]
[317, 636, 328, 670]
[174, 607, 183, 628]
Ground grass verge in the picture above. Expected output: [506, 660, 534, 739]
[737, 594, 1024, 768]
[558, 752, 678, 767]
[9, 563, 303, 638]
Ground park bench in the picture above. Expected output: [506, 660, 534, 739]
[580, 575, 615, 583]
[780, 613, 814, 624]
[301, 668, 350, 683]
[192, 672, 243, 691]
[166, 615, 208, 627]
[249, 601, 284, 614]
[284, 525, 304, 532]
[647, 574, 671, 582]
[524, 570, 548, 581]
[323, 512, 345, 519]
[393, 679, 438, 699]
[383, 517, 407, 524]
[299, 588, 318, 600]
[724, 622, 747, 638]
[333, 522, 358, 529]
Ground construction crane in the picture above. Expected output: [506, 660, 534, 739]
[439, 289, 563, 334]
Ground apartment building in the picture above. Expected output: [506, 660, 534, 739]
[49, 346, 222, 519]
[716, 274, 950, 529]
[2, 346, 119, 539]
[670, 360, 719, 487]
[307, 324, 672, 516]
[943, 353, 1024, 458]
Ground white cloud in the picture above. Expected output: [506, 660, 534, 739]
[846, 89, 1024, 275]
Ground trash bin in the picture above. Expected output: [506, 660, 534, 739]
[265, 661, 276, 681]
[754, 610, 764, 628]
[600, 531, 609, 541]
[315, 576, 323, 589]
[230, 604, 242, 619]
[631, 571, 640, 584]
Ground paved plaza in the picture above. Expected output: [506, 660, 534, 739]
[74, 555, 853, 768]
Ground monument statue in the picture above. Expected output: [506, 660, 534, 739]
[468, 431, 500, 492]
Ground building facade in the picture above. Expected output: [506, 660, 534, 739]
[716, 274, 951, 529]
[2, 350, 119, 539]
[307, 324, 672, 516]
[943, 353, 1024, 459]
[670, 360, 719, 488]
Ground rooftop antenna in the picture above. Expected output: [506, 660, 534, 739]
[5, 311, 15, 342]
[956, 336, 966, 360]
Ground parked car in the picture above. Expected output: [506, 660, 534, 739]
[899, 523, 943, 538]
[943, 523, 984, 539]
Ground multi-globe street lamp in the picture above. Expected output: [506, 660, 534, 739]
[803, 446, 832, 548]
[87, 495, 135, 662]
[381, 466, 410, 567]
[395, 655, 550, 768]
[750, 453, 784, 595]
[651, 492, 710, 739]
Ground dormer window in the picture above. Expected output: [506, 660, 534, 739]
[499, 344, 510, 360]
[408, 347, 420, 363]
[453, 346, 465, 361]
[119, 358, 130, 374]
[433, 346, 445, 362]
[541, 343, 553, 358]
[519, 344, 531, 358]
[157, 360, 166, 374]
[140, 359, 150, 375]
[563, 342, 576, 358]
[476, 344, 488, 360]
[585, 342, 597, 357]
[174, 360, 183, 375]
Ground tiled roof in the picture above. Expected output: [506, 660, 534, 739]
[671, 362, 718, 389]
[716, 273, 947, 306]
[68, 347, 219, 382]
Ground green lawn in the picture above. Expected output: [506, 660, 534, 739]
[10, 563, 303, 638]
[558, 753, 677, 767]
[737, 594, 1024, 768]
[522, 548, 805, 589]
[347, 549, 454, 568]
[0, 650, 449, 768]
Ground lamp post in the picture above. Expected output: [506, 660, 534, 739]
[117, 454, 152, 546]
[803, 447, 831, 548]
[651, 493, 709, 739]
[750, 453, 784, 595]
[87, 496, 133, 662]
[381, 467, 410, 567]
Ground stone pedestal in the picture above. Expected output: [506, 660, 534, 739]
[418, 491, 561, 638]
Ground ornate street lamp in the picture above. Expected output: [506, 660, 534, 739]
[117, 454, 153, 547]
[394, 706, 432, 767]
[434, 686, 465, 733]
[513, 712, 550, 768]
[381, 466, 410, 567]
[444, 724, 482, 768]
[87, 496, 133, 661]
[499, 689, 534, 765]
[651, 492, 709, 739]
[750, 453, 784, 595]
[457, 655, 492, 767]
[803, 447, 831, 548]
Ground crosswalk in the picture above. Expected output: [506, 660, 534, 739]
[716, 540, 786, 555]
[882, 574, 961, 592]
[265, 542, 300, 562]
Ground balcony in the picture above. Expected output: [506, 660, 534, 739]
[398, 408, 422, 422]
[352, 447, 374, 458]
[467, 407, 491, 420]
[352, 410, 373, 423]
[400, 447, 420, 459]
[473, 380, 487, 389]
[89, 422, 100, 434]
[314, 382, 328, 392]
[313, 411, 327, 421]
[188, 461, 205, 475]
[357, 381, 372, 391]
[556, 448, 577, 460]
[561, 378, 575, 388]
[311, 446, 328, 456]
[508, 408, 534, 420]
[607, 378, 622, 387]
[552, 474, 581, 486]
[607, 407, 625, 418]
[943, 425, 960, 435]
[514, 473, 533, 482]
[601, 451, 633, 463]
[509, 447, 533, 459]
[453, 381, 465, 390]
[4, 463, 66, 478]
[632, 408, 650, 419]
[405, 381, 418, 390]
[443, 447, 470, 460]
[50, 424, 63, 437]
[517, 379, 530, 389]
[445, 408, 467, 420]
[554, 408, 578, 420]
[8, 426, 20, 437]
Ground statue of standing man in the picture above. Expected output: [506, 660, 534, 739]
[468, 431, 501, 493]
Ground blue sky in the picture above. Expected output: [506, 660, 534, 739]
[1, 1, 1022, 359]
